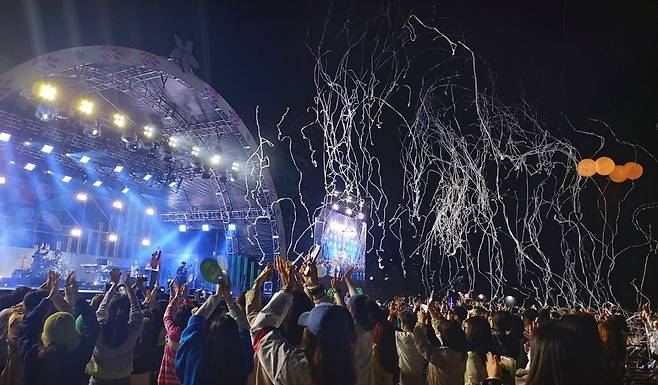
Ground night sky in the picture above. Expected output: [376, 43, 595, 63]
[0, 0, 656, 301]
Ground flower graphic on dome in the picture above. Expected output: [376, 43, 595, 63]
[170, 35, 200, 73]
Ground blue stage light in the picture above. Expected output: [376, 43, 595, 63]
[228, 223, 236, 231]
[122, 187, 129, 193]
[80, 155, 90, 164]
[201, 224, 210, 232]
[0, 132, 11, 142]
[41, 144, 53, 153]
[178, 224, 187, 232]
[24, 163, 36, 171]
[62, 176, 72, 183]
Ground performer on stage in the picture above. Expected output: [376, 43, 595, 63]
[148, 248, 161, 289]
[175, 261, 188, 286]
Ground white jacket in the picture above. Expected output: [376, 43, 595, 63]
[250, 291, 311, 385]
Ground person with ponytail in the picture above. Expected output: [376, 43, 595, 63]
[251, 256, 357, 385]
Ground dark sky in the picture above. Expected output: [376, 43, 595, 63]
[0, 0, 656, 300]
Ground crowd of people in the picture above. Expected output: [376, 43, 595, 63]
[0, 255, 654, 385]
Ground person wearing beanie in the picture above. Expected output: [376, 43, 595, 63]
[18, 271, 99, 385]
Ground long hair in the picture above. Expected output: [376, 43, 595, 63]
[437, 319, 467, 353]
[557, 313, 603, 384]
[301, 326, 357, 385]
[279, 291, 314, 346]
[349, 295, 373, 331]
[598, 320, 626, 370]
[102, 295, 130, 348]
[206, 314, 246, 385]
[464, 316, 493, 361]
[526, 325, 579, 385]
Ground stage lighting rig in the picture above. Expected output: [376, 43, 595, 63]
[77, 99, 95, 115]
[112, 113, 127, 128]
[35, 82, 57, 102]
[82, 120, 102, 138]
[143, 125, 156, 139]
[35, 103, 56, 122]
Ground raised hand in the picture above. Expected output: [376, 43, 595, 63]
[330, 276, 340, 291]
[253, 264, 272, 289]
[341, 265, 355, 282]
[275, 255, 294, 292]
[124, 270, 131, 282]
[110, 268, 121, 285]
[486, 353, 503, 379]
[300, 260, 319, 287]
[48, 271, 61, 296]
[169, 280, 178, 298]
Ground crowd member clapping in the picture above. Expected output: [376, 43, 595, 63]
[86, 269, 144, 385]
[18, 271, 98, 385]
[251, 256, 357, 385]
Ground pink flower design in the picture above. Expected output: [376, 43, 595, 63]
[203, 85, 221, 105]
[140, 52, 160, 68]
[228, 110, 243, 128]
[32, 55, 59, 73]
[98, 46, 124, 61]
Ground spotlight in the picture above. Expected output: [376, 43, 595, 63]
[76, 193, 87, 201]
[82, 122, 101, 138]
[93, 180, 102, 187]
[121, 187, 129, 194]
[210, 154, 221, 165]
[112, 113, 127, 128]
[80, 155, 90, 164]
[0, 176, 5, 184]
[0, 132, 10, 142]
[36, 83, 57, 101]
[345, 208, 353, 216]
[70, 228, 82, 237]
[143, 174, 152, 181]
[108, 234, 118, 242]
[41, 144, 53, 153]
[191, 146, 200, 157]
[35, 104, 56, 122]
[201, 224, 210, 232]
[227, 223, 236, 231]
[145, 207, 155, 216]
[141, 238, 151, 246]
[114, 165, 123, 173]
[178, 224, 187, 232]
[24, 141, 31, 146]
[357, 212, 365, 220]
[231, 162, 239, 171]
[112, 201, 123, 209]
[168, 181, 177, 188]
[62, 176, 72, 183]
[77, 99, 94, 115]
[143, 125, 155, 138]
[168, 137, 178, 148]
[331, 203, 340, 211]
[24, 163, 36, 171]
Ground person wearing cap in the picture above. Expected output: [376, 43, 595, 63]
[250, 256, 357, 385]
[18, 270, 99, 385]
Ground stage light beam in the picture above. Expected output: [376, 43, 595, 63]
[141, 238, 151, 246]
[76, 193, 87, 201]
[145, 207, 155, 216]
[70, 228, 82, 237]
[77, 99, 94, 115]
[108, 234, 118, 242]
[112, 201, 123, 209]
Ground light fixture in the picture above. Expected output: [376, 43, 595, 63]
[0, 132, 10, 142]
[168, 136, 178, 148]
[77, 99, 94, 115]
[0, 177, 5, 184]
[108, 233, 118, 242]
[227, 223, 236, 231]
[114, 165, 123, 173]
[76, 193, 87, 201]
[168, 181, 177, 188]
[36, 83, 57, 101]
[345, 208, 353, 215]
[35, 104, 56, 122]
[24, 141, 31, 146]
[121, 187, 129, 194]
[80, 155, 90, 164]
[210, 154, 221, 165]
[357, 212, 365, 220]
[141, 238, 151, 246]
[231, 162, 239, 171]
[24, 163, 36, 171]
[62, 176, 72, 183]
[331, 203, 340, 211]
[46, 170, 53, 174]
[70, 228, 82, 237]
[178, 224, 187, 232]
[201, 224, 210, 232]
[191, 146, 200, 157]
[143, 125, 155, 138]
[93, 180, 103, 187]
[41, 144, 53, 153]
[143, 174, 152, 181]
[145, 207, 155, 216]
[83, 124, 101, 139]
[112, 201, 123, 209]
[112, 113, 127, 128]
